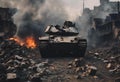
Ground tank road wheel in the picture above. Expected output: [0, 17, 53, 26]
[77, 39, 87, 57]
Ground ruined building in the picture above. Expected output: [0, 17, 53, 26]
[0, 7, 16, 39]
[93, 0, 118, 18]
[78, 0, 120, 47]
[88, 0, 120, 47]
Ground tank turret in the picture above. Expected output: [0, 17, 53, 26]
[45, 21, 79, 36]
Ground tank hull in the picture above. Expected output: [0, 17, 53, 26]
[39, 41, 87, 58]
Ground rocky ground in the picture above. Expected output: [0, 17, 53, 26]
[0, 38, 120, 82]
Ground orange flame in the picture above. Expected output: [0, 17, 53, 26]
[9, 37, 24, 46]
[25, 36, 36, 49]
[9, 36, 37, 49]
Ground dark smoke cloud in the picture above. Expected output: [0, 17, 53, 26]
[0, 0, 68, 38]
[0, 0, 117, 43]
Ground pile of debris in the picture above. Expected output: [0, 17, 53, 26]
[0, 38, 68, 82]
[0, 39, 28, 63]
[0, 39, 49, 82]
[68, 58, 98, 79]
[104, 55, 120, 76]
[0, 54, 52, 82]
[88, 45, 120, 76]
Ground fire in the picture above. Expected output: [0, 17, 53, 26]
[25, 36, 36, 49]
[9, 37, 24, 46]
[9, 36, 37, 49]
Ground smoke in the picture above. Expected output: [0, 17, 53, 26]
[0, 0, 69, 38]
[93, 4, 113, 19]
[0, 0, 118, 43]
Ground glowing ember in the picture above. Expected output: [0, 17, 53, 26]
[25, 36, 36, 49]
[9, 36, 37, 49]
[9, 37, 24, 46]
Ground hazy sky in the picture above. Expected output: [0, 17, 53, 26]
[61, 0, 119, 19]
[63, 0, 119, 9]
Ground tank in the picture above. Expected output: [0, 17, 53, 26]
[39, 21, 87, 58]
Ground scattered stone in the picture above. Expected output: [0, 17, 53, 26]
[31, 77, 42, 82]
[36, 67, 45, 74]
[87, 65, 97, 76]
[75, 67, 81, 73]
[81, 72, 88, 77]
[73, 58, 85, 67]
[93, 76, 98, 79]
[106, 63, 112, 69]
[7, 73, 17, 80]
[75, 75, 82, 79]
[29, 59, 36, 65]
[103, 60, 109, 63]
[0, 64, 6, 81]
[94, 53, 99, 56]
[15, 55, 23, 61]
[68, 61, 73, 66]
[68, 65, 72, 69]
[115, 77, 120, 82]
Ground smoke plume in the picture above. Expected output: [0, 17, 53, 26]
[0, 0, 69, 38]
[0, 0, 118, 43]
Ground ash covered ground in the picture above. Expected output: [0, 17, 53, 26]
[0, 38, 120, 82]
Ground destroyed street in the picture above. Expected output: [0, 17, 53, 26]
[0, 0, 120, 82]
[0, 37, 120, 82]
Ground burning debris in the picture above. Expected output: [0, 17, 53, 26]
[9, 36, 37, 49]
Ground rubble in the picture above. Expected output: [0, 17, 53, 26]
[86, 65, 97, 76]
[68, 58, 98, 79]
[89, 44, 120, 76]
[0, 38, 50, 82]
[106, 63, 112, 69]
[0, 37, 119, 82]
[0, 64, 6, 81]
[0, 1, 119, 82]
[115, 77, 120, 82]
[73, 58, 86, 67]
[0, 32, 119, 82]
[31, 76, 42, 82]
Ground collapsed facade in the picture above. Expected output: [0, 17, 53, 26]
[80, 0, 120, 47]
[88, 12, 120, 46]
[0, 7, 16, 39]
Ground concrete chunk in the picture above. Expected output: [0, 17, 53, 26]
[7, 73, 17, 80]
